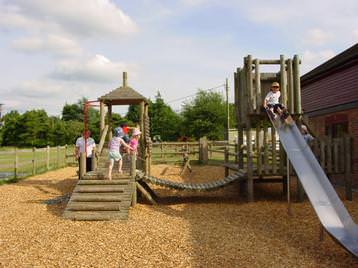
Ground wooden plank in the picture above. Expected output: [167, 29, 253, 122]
[256, 123, 262, 176]
[78, 180, 130, 185]
[263, 126, 269, 174]
[70, 193, 125, 202]
[271, 128, 277, 174]
[63, 211, 128, 221]
[254, 59, 261, 114]
[136, 182, 157, 205]
[66, 202, 122, 211]
[293, 55, 302, 114]
[74, 185, 125, 193]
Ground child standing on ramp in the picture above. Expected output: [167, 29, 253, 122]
[263, 82, 289, 121]
[107, 128, 133, 180]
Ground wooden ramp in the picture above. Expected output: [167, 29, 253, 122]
[63, 154, 134, 221]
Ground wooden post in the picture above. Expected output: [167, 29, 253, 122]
[256, 123, 262, 176]
[32, 147, 36, 175]
[263, 126, 269, 174]
[287, 59, 294, 113]
[238, 125, 244, 169]
[46, 145, 50, 171]
[224, 145, 229, 177]
[225, 78, 230, 139]
[99, 101, 105, 137]
[64, 144, 68, 167]
[139, 101, 145, 172]
[246, 55, 254, 113]
[14, 148, 18, 179]
[254, 59, 261, 114]
[287, 157, 292, 216]
[280, 55, 288, 107]
[56, 146, 60, 168]
[79, 152, 86, 179]
[130, 153, 137, 206]
[246, 122, 254, 202]
[91, 148, 97, 171]
[199, 137, 208, 164]
[271, 128, 277, 174]
[293, 55, 302, 114]
[240, 67, 247, 125]
[344, 136, 352, 201]
[108, 104, 113, 142]
[144, 103, 150, 175]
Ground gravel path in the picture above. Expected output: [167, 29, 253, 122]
[0, 166, 357, 267]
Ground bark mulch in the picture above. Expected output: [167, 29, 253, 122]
[0, 165, 357, 267]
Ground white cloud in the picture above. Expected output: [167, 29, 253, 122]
[12, 34, 82, 56]
[49, 54, 137, 83]
[303, 28, 332, 46]
[0, 0, 137, 38]
[302, 49, 336, 73]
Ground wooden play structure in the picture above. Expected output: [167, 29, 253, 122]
[232, 55, 304, 202]
[63, 72, 152, 220]
[64, 57, 354, 221]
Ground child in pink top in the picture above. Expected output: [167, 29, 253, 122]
[129, 128, 141, 154]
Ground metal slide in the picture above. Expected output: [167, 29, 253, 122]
[269, 114, 358, 256]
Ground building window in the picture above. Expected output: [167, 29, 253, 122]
[324, 114, 348, 138]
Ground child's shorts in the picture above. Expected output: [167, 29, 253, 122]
[109, 151, 122, 161]
[267, 103, 285, 113]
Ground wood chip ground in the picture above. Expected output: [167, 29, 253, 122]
[0, 165, 357, 267]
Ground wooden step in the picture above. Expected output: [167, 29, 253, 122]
[70, 193, 131, 202]
[66, 202, 122, 211]
[63, 211, 128, 221]
[78, 179, 130, 185]
[74, 185, 125, 193]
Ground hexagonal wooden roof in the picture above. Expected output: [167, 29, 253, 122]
[98, 72, 147, 105]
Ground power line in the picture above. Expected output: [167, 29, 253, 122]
[167, 84, 225, 104]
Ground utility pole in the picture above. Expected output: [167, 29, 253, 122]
[225, 78, 230, 141]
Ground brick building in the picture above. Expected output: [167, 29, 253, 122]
[301, 43, 358, 184]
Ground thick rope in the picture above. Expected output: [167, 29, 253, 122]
[135, 170, 246, 191]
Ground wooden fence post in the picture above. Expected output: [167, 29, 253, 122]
[224, 145, 229, 176]
[32, 147, 36, 175]
[344, 136, 352, 201]
[91, 148, 97, 171]
[131, 153, 137, 206]
[14, 147, 18, 179]
[199, 137, 208, 164]
[46, 145, 50, 171]
[64, 144, 68, 167]
[79, 152, 86, 179]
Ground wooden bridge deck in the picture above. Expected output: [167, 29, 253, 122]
[63, 153, 134, 221]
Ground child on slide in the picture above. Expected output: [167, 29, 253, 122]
[263, 82, 289, 121]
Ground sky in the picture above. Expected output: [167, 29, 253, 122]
[0, 0, 357, 116]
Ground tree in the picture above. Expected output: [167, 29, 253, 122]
[126, 104, 139, 123]
[149, 92, 182, 141]
[181, 90, 236, 140]
[1, 111, 21, 146]
[62, 103, 83, 121]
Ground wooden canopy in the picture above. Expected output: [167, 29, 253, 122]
[98, 72, 147, 105]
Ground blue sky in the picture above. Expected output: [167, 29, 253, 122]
[1, 0, 357, 116]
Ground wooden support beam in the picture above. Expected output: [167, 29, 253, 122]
[287, 59, 294, 113]
[99, 101, 105, 136]
[246, 55, 254, 113]
[136, 182, 157, 205]
[254, 59, 261, 114]
[293, 55, 302, 114]
[280, 55, 287, 107]
[246, 121, 254, 202]
[108, 104, 113, 141]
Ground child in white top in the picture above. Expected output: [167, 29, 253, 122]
[263, 82, 288, 119]
[107, 128, 133, 180]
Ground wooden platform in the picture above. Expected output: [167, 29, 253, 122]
[63, 153, 134, 221]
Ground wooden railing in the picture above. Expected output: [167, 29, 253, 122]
[0, 145, 73, 180]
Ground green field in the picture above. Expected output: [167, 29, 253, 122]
[0, 145, 76, 182]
